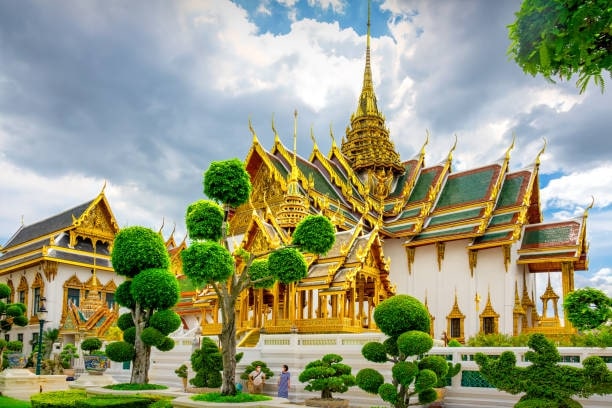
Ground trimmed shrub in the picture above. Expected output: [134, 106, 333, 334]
[105, 341, 135, 362]
[203, 159, 252, 208]
[149, 309, 182, 335]
[268, 247, 307, 283]
[298, 354, 355, 399]
[186, 200, 224, 241]
[182, 241, 234, 287]
[292, 215, 335, 255]
[131, 268, 179, 310]
[111, 226, 170, 278]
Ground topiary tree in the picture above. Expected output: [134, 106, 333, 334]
[563, 287, 611, 331]
[80, 337, 103, 355]
[181, 158, 335, 396]
[475, 333, 612, 408]
[190, 337, 223, 388]
[0, 283, 28, 369]
[105, 226, 182, 384]
[298, 354, 355, 400]
[355, 295, 460, 408]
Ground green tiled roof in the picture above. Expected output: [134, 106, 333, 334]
[489, 212, 516, 227]
[383, 222, 416, 233]
[427, 208, 482, 227]
[384, 202, 396, 211]
[436, 168, 494, 208]
[413, 225, 476, 241]
[397, 207, 421, 220]
[498, 174, 527, 207]
[408, 170, 437, 203]
[390, 162, 417, 197]
[294, 157, 341, 200]
[523, 225, 574, 246]
[473, 230, 512, 244]
[267, 153, 290, 178]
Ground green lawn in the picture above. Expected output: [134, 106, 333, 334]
[0, 395, 30, 408]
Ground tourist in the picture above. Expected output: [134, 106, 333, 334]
[249, 365, 265, 394]
[277, 364, 290, 398]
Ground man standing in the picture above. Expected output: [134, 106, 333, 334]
[249, 365, 266, 394]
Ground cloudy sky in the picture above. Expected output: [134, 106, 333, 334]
[0, 0, 610, 297]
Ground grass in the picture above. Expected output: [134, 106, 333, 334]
[192, 391, 273, 403]
[103, 383, 169, 390]
[0, 395, 30, 408]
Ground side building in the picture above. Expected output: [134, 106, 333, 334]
[0, 188, 124, 352]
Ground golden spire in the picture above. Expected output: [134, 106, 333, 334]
[278, 110, 309, 230]
[341, 0, 403, 175]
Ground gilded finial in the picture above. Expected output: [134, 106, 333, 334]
[272, 113, 280, 143]
[447, 134, 458, 162]
[535, 138, 547, 166]
[248, 117, 258, 142]
[158, 217, 165, 235]
[329, 123, 336, 147]
[310, 125, 318, 149]
[101, 180, 107, 193]
[505, 134, 516, 160]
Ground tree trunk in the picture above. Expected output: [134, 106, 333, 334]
[219, 295, 238, 396]
[130, 305, 151, 384]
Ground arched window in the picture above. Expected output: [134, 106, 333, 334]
[17, 276, 28, 312]
[31, 273, 44, 316]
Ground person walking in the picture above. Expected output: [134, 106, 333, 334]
[277, 364, 290, 398]
[249, 365, 266, 394]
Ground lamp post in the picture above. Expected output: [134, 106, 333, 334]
[35, 297, 47, 375]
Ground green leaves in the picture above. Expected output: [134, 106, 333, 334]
[373, 295, 431, 337]
[268, 247, 307, 284]
[563, 287, 611, 331]
[131, 268, 180, 310]
[181, 241, 234, 286]
[508, 0, 612, 93]
[186, 200, 224, 241]
[292, 215, 335, 255]
[111, 226, 170, 278]
[203, 158, 252, 208]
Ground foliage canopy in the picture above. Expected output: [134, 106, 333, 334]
[508, 0, 612, 93]
[298, 354, 356, 400]
[563, 287, 611, 331]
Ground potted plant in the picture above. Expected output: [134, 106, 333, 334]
[80, 337, 109, 375]
[175, 364, 188, 391]
[4, 340, 26, 369]
[299, 354, 355, 407]
[59, 343, 79, 379]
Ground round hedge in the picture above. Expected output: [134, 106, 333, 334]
[114, 281, 135, 309]
[117, 313, 135, 331]
[156, 336, 175, 352]
[415, 369, 437, 392]
[131, 268, 179, 310]
[379, 383, 398, 404]
[123, 327, 136, 344]
[373, 295, 430, 337]
[418, 355, 449, 379]
[356, 368, 385, 394]
[105, 341, 135, 362]
[418, 388, 439, 405]
[563, 287, 611, 331]
[181, 241, 234, 286]
[361, 341, 388, 363]
[383, 336, 400, 357]
[6, 304, 25, 317]
[149, 309, 182, 335]
[81, 338, 103, 354]
[249, 259, 274, 289]
[268, 247, 308, 284]
[292, 215, 336, 255]
[203, 159, 252, 208]
[141, 327, 165, 347]
[186, 200, 224, 241]
[0, 283, 10, 299]
[12, 315, 29, 326]
[0, 302, 5, 315]
[392, 361, 418, 386]
[111, 226, 170, 278]
[398, 330, 433, 357]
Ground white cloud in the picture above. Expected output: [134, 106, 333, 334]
[541, 163, 612, 210]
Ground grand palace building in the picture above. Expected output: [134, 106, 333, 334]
[0, 11, 590, 351]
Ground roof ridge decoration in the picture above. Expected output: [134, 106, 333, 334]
[69, 186, 119, 248]
[340, 0, 403, 191]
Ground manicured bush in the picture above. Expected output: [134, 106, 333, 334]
[203, 158, 252, 208]
[140, 327, 165, 347]
[131, 268, 179, 310]
[292, 215, 335, 254]
[268, 247, 308, 283]
[186, 200, 224, 241]
[182, 241, 234, 287]
[298, 354, 355, 399]
[80, 338, 102, 355]
[563, 287, 611, 331]
[112, 226, 170, 278]
[356, 295, 460, 408]
[117, 313, 135, 331]
[105, 341, 135, 362]
[190, 337, 223, 388]
[475, 333, 612, 407]
[149, 309, 182, 335]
